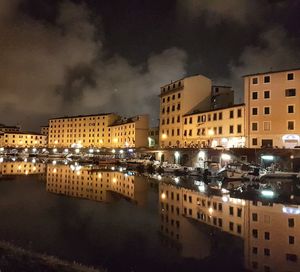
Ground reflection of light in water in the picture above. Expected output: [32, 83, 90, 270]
[208, 207, 213, 214]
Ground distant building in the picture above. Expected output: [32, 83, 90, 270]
[40, 125, 49, 136]
[244, 68, 300, 148]
[0, 124, 20, 133]
[48, 113, 149, 148]
[1, 132, 47, 148]
[0, 161, 46, 175]
[211, 85, 234, 109]
[148, 127, 159, 147]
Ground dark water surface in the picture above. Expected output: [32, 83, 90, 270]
[2, 161, 297, 271]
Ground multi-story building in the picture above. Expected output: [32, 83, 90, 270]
[0, 124, 21, 133]
[46, 165, 148, 205]
[48, 113, 120, 148]
[182, 104, 246, 148]
[159, 75, 212, 147]
[40, 125, 49, 136]
[0, 161, 46, 175]
[109, 115, 149, 148]
[211, 85, 234, 110]
[1, 132, 47, 148]
[244, 68, 300, 148]
[48, 113, 149, 148]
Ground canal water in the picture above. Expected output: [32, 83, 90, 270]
[0, 160, 299, 272]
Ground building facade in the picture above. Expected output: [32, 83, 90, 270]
[244, 68, 300, 148]
[40, 126, 49, 136]
[109, 115, 149, 148]
[0, 124, 21, 133]
[1, 132, 47, 148]
[48, 113, 120, 148]
[182, 104, 246, 148]
[159, 75, 212, 147]
[48, 113, 149, 148]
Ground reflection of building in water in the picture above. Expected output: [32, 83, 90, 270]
[0, 162, 46, 175]
[159, 182, 300, 271]
[245, 201, 300, 272]
[46, 165, 148, 205]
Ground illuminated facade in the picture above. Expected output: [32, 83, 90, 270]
[48, 113, 149, 148]
[1, 132, 47, 148]
[109, 115, 149, 148]
[46, 165, 148, 205]
[159, 75, 212, 147]
[0, 161, 45, 175]
[0, 124, 20, 133]
[182, 104, 246, 148]
[40, 125, 49, 136]
[48, 113, 120, 148]
[244, 68, 300, 148]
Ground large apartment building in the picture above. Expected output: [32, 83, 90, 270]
[48, 113, 149, 148]
[182, 104, 246, 148]
[244, 68, 300, 148]
[159, 75, 212, 147]
[0, 132, 47, 148]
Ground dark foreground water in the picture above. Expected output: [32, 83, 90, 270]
[1, 161, 299, 272]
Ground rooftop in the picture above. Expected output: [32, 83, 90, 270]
[4, 131, 45, 136]
[243, 67, 300, 77]
[184, 103, 245, 116]
[49, 113, 115, 120]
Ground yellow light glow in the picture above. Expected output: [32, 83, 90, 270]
[18, 165, 21, 170]
[98, 173, 102, 178]
[208, 129, 214, 136]
[25, 170, 29, 175]
[76, 171, 81, 176]
[161, 133, 167, 139]
[112, 177, 117, 183]
[100, 139, 103, 144]
[53, 168, 57, 173]
[161, 192, 166, 199]
[113, 138, 118, 143]
[208, 207, 213, 214]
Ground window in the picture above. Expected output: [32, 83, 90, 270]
[189, 117, 192, 124]
[286, 254, 297, 262]
[252, 262, 258, 269]
[289, 236, 295, 244]
[237, 109, 242, 117]
[265, 232, 270, 240]
[264, 248, 270, 256]
[287, 73, 294, 80]
[229, 110, 234, 118]
[252, 122, 258, 131]
[252, 229, 258, 238]
[213, 113, 217, 121]
[252, 138, 258, 146]
[286, 89, 296, 97]
[288, 121, 295, 130]
[264, 90, 270, 99]
[229, 206, 234, 215]
[288, 218, 295, 227]
[218, 126, 222, 134]
[237, 208, 242, 217]
[288, 105, 294, 113]
[252, 108, 258, 115]
[263, 121, 271, 131]
[252, 247, 258, 255]
[229, 125, 234, 134]
[252, 92, 258, 100]
[237, 224, 242, 234]
[229, 222, 234, 231]
[264, 107, 270, 115]
[264, 75, 270, 83]
[219, 112, 223, 120]
[252, 77, 258, 84]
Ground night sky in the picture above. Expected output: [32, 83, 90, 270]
[1, 0, 300, 130]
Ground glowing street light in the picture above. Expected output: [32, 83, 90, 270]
[161, 192, 166, 200]
[221, 153, 231, 161]
[161, 133, 167, 139]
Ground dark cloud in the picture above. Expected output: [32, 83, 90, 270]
[0, 0, 299, 130]
[0, 0, 187, 129]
